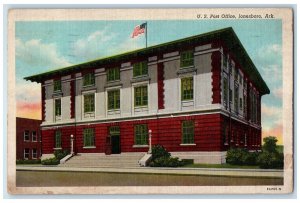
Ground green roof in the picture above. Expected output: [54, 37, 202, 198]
[24, 27, 270, 95]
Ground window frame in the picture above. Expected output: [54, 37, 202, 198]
[133, 61, 148, 77]
[24, 130, 30, 141]
[83, 128, 95, 147]
[54, 98, 62, 117]
[83, 93, 95, 113]
[32, 148, 37, 159]
[53, 80, 62, 92]
[182, 120, 195, 144]
[55, 130, 62, 149]
[180, 50, 194, 68]
[107, 89, 120, 110]
[134, 124, 148, 145]
[107, 67, 120, 82]
[83, 73, 95, 87]
[24, 148, 30, 159]
[134, 86, 148, 107]
[223, 76, 228, 107]
[32, 131, 37, 142]
[181, 77, 194, 101]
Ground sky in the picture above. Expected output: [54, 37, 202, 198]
[15, 19, 283, 144]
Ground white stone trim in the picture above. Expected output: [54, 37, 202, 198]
[180, 143, 196, 146]
[132, 145, 149, 148]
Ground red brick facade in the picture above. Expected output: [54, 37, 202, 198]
[16, 117, 42, 160]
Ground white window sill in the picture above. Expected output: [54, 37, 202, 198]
[132, 145, 149, 148]
[180, 144, 196, 146]
[53, 148, 62, 150]
[83, 146, 96, 149]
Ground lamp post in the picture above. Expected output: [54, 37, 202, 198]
[70, 134, 74, 155]
[148, 129, 152, 154]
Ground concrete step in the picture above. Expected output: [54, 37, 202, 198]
[59, 153, 145, 168]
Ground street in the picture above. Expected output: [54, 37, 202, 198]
[16, 170, 283, 187]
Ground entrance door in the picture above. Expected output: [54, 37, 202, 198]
[110, 126, 120, 154]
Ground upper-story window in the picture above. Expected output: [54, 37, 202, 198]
[83, 73, 95, 86]
[53, 80, 62, 92]
[32, 131, 37, 142]
[234, 68, 238, 82]
[108, 89, 120, 110]
[134, 86, 148, 107]
[223, 77, 228, 107]
[223, 55, 228, 69]
[133, 61, 148, 77]
[234, 86, 239, 113]
[181, 77, 193, 101]
[180, 50, 194, 68]
[24, 130, 30, 141]
[84, 94, 95, 113]
[55, 98, 61, 117]
[107, 67, 120, 82]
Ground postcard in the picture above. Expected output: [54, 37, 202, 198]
[7, 8, 293, 194]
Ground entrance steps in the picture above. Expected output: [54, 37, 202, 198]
[59, 152, 145, 168]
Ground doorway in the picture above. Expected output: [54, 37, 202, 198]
[109, 126, 120, 154]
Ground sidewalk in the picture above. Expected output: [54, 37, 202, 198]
[16, 165, 283, 178]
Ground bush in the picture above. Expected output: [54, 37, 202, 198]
[257, 151, 283, 169]
[149, 145, 184, 167]
[226, 148, 248, 165]
[16, 159, 41, 164]
[151, 145, 170, 160]
[54, 149, 69, 160]
[243, 151, 259, 166]
[149, 157, 184, 167]
[41, 157, 60, 165]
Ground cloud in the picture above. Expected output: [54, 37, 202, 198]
[261, 103, 282, 132]
[72, 27, 145, 62]
[16, 81, 41, 104]
[72, 27, 118, 61]
[16, 38, 72, 71]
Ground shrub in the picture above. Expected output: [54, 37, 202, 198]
[149, 145, 184, 167]
[243, 151, 259, 166]
[54, 149, 69, 160]
[41, 157, 60, 165]
[257, 151, 283, 169]
[226, 148, 248, 165]
[149, 157, 184, 167]
[151, 145, 170, 160]
[16, 159, 41, 164]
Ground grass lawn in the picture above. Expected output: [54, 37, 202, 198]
[182, 163, 260, 169]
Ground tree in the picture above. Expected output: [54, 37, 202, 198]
[262, 136, 278, 153]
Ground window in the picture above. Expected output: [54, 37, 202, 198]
[223, 77, 228, 107]
[107, 67, 120, 81]
[83, 73, 95, 86]
[24, 130, 30, 141]
[55, 130, 61, 148]
[234, 68, 238, 81]
[134, 124, 148, 145]
[223, 55, 227, 68]
[32, 131, 37, 142]
[133, 61, 148, 77]
[54, 80, 61, 92]
[24, 148, 30, 159]
[84, 94, 95, 113]
[83, 128, 95, 147]
[32, 148, 37, 159]
[243, 94, 247, 116]
[229, 89, 233, 103]
[181, 77, 193, 101]
[239, 98, 243, 110]
[134, 86, 148, 107]
[234, 86, 239, 113]
[108, 90, 120, 110]
[182, 120, 194, 144]
[55, 98, 61, 117]
[180, 50, 194, 67]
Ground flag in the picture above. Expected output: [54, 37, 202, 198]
[131, 23, 147, 38]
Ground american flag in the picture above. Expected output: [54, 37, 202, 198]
[131, 23, 147, 38]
